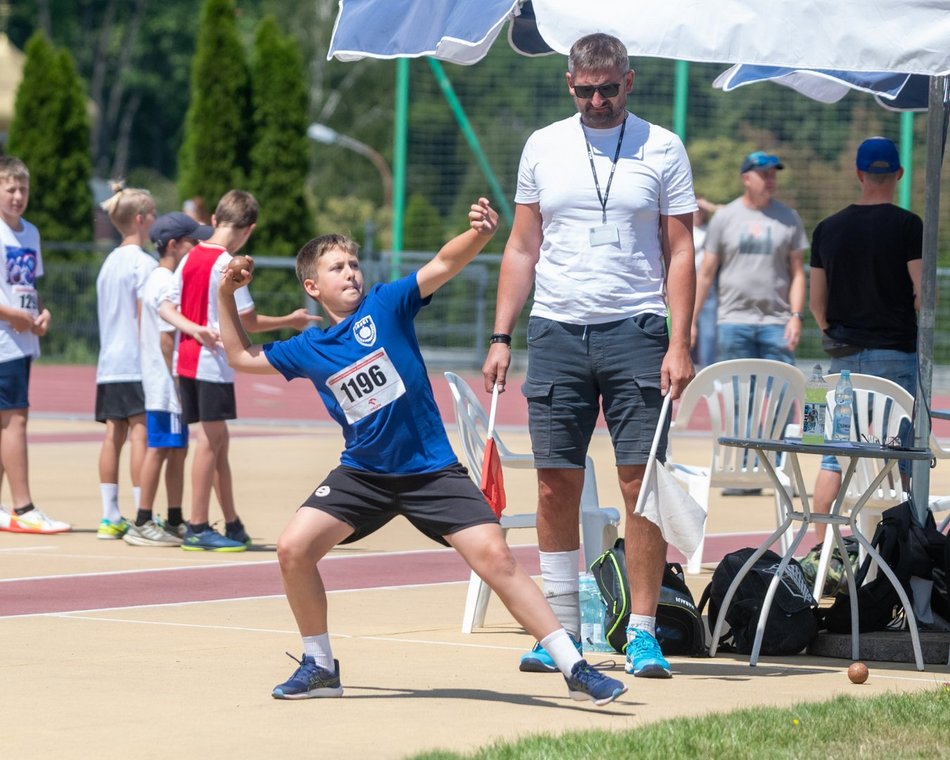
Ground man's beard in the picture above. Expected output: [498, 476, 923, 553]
[581, 101, 625, 128]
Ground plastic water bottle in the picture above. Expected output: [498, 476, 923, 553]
[802, 363, 828, 444]
[578, 573, 612, 652]
[832, 370, 854, 441]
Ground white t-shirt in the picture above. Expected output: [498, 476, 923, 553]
[96, 244, 158, 383]
[165, 245, 254, 383]
[0, 217, 44, 361]
[515, 112, 696, 324]
[139, 266, 180, 413]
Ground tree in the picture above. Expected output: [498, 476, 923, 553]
[177, 0, 251, 209]
[403, 193, 444, 252]
[7, 31, 93, 246]
[247, 16, 312, 257]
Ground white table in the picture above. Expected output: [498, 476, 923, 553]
[713, 436, 933, 670]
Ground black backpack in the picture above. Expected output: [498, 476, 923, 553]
[698, 548, 819, 655]
[589, 538, 706, 656]
[820, 500, 948, 633]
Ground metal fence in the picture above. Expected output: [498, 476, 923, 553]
[36, 252, 950, 372]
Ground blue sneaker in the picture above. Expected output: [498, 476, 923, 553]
[181, 526, 247, 552]
[519, 634, 582, 673]
[564, 660, 627, 706]
[272, 653, 343, 699]
[624, 628, 672, 678]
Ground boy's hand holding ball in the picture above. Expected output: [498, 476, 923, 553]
[227, 255, 255, 283]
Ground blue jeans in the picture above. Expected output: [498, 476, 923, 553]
[692, 292, 718, 367]
[717, 323, 794, 365]
[821, 348, 917, 474]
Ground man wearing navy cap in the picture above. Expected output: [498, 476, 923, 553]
[807, 136, 922, 546]
[692, 150, 808, 495]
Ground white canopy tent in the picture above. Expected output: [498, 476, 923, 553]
[328, 0, 950, 520]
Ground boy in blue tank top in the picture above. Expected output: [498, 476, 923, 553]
[217, 198, 626, 707]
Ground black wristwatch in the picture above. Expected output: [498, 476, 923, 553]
[791, 312, 805, 320]
[489, 333, 512, 346]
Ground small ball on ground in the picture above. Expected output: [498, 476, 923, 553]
[847, 661, 869, 684]
[227, 255, 254, 281]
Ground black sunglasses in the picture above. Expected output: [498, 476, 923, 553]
[572, 82, 621, 99]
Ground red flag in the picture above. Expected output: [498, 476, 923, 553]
[479, 384, 506, 517]
[480, 437, 506, 517]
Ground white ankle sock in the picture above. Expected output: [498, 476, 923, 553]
[99, 483, 121, 523]
[302, 633, 333, 671]
[540, 628, 583, 677]
[627, 614, 656, 638]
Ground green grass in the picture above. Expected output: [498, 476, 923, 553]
[408, 686, 950, 759]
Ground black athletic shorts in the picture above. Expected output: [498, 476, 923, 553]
[301, 463, 498, 546]
[179, 377, 237, 424]
[95, 381, 146, 422]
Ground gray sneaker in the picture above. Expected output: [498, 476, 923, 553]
[123, 520, 184, 547]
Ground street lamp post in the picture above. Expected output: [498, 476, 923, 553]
[307, 123, 393, 209]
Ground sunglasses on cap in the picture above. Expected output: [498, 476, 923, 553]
[572, 82, 621, 99]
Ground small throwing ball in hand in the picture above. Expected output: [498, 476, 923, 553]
[227, 255, 254, 282]
[847, 662, 869, 684]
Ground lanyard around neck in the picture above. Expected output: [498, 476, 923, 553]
[582, 114, 627, 225]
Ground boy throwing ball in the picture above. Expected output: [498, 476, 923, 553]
[217, 198, 626, 706]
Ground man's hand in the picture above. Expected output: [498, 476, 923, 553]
[482, 342, 511, 393]
[784, 317, 802, 351]
[660, 344, 695, 401]
[31, 308, 51, 337]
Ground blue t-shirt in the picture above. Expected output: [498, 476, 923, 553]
[263, 273, 458, 474]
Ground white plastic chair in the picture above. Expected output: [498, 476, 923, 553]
[666, 359, 805, 574]
[443, 371, 621, 633]
[812, 373, 914, 596]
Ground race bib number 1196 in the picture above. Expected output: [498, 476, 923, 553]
[326, 348, 406, 424]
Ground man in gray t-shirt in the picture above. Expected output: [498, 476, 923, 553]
[692, 151, 807, 365]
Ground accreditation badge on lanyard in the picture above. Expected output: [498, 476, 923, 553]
[584, 116, 626, 248]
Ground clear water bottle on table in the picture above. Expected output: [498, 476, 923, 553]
[832, 370, 854, 441]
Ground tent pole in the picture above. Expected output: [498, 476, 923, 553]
[673, 60, 689, 140]
[391, 58, 410, 281]
[911, 74, 948, 523]
[426, 58, 514, 226]
[898, 111, 914, 210]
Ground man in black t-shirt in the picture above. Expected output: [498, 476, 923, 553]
[807, 136, 922, 547]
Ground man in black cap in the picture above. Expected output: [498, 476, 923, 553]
[807, 136, 922, 545]
[121, 212, 216, 546]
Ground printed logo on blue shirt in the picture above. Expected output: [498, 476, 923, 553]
[353, 315, 377, 347]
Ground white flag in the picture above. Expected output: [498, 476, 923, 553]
[635, 395, 707, 555]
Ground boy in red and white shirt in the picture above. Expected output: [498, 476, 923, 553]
[162, 190, 318, 551]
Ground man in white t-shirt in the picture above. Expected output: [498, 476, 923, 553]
[482, 33, 697, 680]
[122, 212, 215, 547]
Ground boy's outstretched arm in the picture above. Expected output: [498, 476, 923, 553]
[218, 268, 279, 376]
[417, 197, 498, 298]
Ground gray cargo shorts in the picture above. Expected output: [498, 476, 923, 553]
[522, 313, 669, 468]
